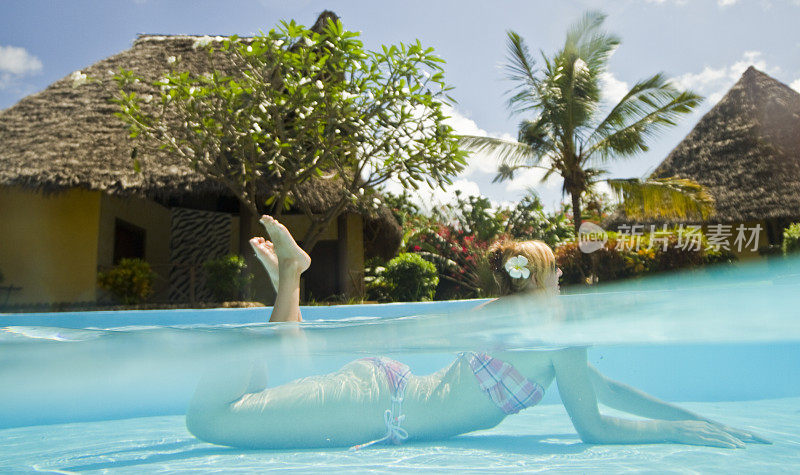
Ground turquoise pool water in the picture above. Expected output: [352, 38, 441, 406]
[1, 258, 799, 472]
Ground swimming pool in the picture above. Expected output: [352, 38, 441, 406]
[2, 258, 799, 472]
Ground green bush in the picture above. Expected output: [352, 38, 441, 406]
[782, 223, 800, 255]
[555, 239, 633, 284]
[97, 258, 155, 305]
[555, 228, 738, 285]
[702, 246, 737, 265]
[203, 254, 253, 302]
[381, 253, 439, 302]
[365, 278, 394, 302]
[364, 258, 391, 302]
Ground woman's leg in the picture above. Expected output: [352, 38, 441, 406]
[186, 359, 268, 440]
[187, 359, 389, 449]
[259, 215, 310, 323]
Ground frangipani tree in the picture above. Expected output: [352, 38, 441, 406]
[113, 15, 465, 252]
[460, 11, 713, 241]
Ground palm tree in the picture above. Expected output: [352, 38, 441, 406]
[461, 11, 712, 244]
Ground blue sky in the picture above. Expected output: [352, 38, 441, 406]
[2, 0, 799, 211]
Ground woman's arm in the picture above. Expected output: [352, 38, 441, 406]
[587, 363, 770, 444]
[587, 363, 703, 421]
[551, 348, 747, 448]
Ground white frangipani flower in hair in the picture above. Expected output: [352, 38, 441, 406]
[166, 56, 176, 64]
[504, 255, 530, 279]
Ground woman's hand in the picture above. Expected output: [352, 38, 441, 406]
[666, 420, 748, 448]
[704, 420, 771, 444]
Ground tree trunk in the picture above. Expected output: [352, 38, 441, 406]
[300, 199, 350, 253]
[237, 203, 259, 300]
[570, 191, 590, 284]
[300, 214, 335, 253]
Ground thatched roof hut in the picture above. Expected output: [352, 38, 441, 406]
[650, 66, 800, 224]
[0, 32, 401, 258]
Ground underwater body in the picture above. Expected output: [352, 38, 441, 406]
[1, 258, 799, 472]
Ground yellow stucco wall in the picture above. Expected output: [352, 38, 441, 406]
[0, 188, 333, 306]
[97, 194, 173, 299]
[338, 213, 365, 296]
[0, 187, 101, 304]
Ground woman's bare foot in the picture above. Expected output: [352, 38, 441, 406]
[259, 215, 311, 274]
[249, 237, 280, 291]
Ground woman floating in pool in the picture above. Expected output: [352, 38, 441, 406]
[186, 215, 767, 450]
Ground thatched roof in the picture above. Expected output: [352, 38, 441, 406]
[0, 31, 401, 257]
[649, 66, 800, 223]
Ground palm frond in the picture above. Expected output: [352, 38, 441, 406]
[504, 30, 538, 87]
[586, 74, 703, 161]
[583, 167, 609, 182]
[493, 163, 520, 183]
[563, 11, 620, 73]
[607, 176, 715, 221]
[564, 11, 607, 52]
[517, 117, 554, 154]
[542, 11, 621, 141]
[458, 135, 539, 167]
[504, 31, 542, 116]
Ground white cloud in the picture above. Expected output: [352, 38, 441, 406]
[445, 106, 563, 195]
[592, 180, 614, 199]
[506, 166, 559, 193]
[671, 51, 779, 103]
[599, 72, 629, 105]
[0, 45, 42, 89]
[791, 78, 800, 93]
[381, 176, 482, 213]
[645, 0, 738, 6]
[442, 105, 515, 175]
[381, 106, 567, 210]
[448, 106, 563, 189]
[644, 0, 688, 5]
[0, 45, 42, 75]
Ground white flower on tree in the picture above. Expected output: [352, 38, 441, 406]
[70, 70, 88, 88]
[112, 17, 465, 254]
[192, 36, 213, 49]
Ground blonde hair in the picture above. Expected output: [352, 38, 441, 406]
[488, 239, 556, 296]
